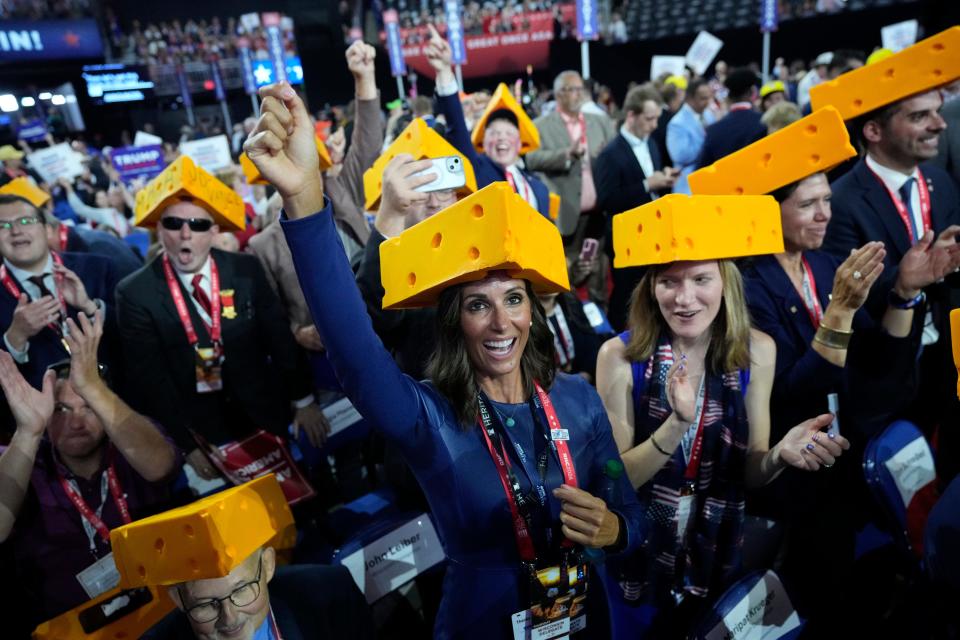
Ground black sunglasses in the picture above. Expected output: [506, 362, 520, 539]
[160, 216, 214, 232]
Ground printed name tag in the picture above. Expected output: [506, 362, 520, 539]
[76, 552, 121, 599]
[322, 396, 364, 436]
[551, 429, 570, 441]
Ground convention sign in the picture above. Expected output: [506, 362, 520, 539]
[262, 12, 288, 84]
[0, 19, 103, 62]
[179, 135, 232, 173]
[650, 55, 686, 81]
[706, 571, 801, 640]
[27, 143, 84, 183]
[444, 0, 467, 64]
[17, 118, 48, 143]
[685, 31, 723, 76]
[110, 145, 166, 185]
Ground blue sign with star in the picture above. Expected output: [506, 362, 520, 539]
[0, 19, 103, 62]
[252, 57, 305, 88]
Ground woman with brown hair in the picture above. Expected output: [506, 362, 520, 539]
[596, 254, 851, 633]
[244, 82, 644, 640]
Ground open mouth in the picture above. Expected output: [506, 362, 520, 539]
[483, 337, 517, 357]
[674, 310, 699, 320]
[11, 239, 30, 248]
[177, 247, 193, 262]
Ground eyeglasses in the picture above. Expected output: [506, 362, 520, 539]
[180, 553, 263, 624]
[160, 216, 214, 232]
[558, 86, 584, 94]
[0, 216, 42, 232]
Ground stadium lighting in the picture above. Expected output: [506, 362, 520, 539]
[0, 94, 19, 113]
[38, 92, 52, 100]
[20, 96, 36, 107]
[51, 94, 66, 105]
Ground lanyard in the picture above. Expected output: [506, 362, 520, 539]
[58, 463, 131, 549]
[866, 166, 932, 244]
[799, 257, 823, 330]
[476, 381, 578, 562]
[268, 608, 282, 640]
[679, 377, 708, 481]
[162, 254, 222, 348]
[0, 252, 68, 336]
[504, 168, 532, 204]
[58, 225, 69, 252]
[548, 307, 575, 367]
[728, 102, 753, 112]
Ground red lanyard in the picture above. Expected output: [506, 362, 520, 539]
[58, 225, 69, 252]
[504, 169, 532, 204]
[58, 464, 132, 544]
[162, 254, 221, 346]
[477, 381, 578, 562]
[728, 102, 753, 112]
[0, 252, 68, 334]
[866, 166, 932, 244]
[799, 257, 823, 329]
[268, 609, 282, 639]
[683, 383, 709, 481]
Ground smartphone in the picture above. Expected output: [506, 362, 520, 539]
[78, 588, 154, 634]
[579, 238, 599, 261]
[413, 156, 467, 193]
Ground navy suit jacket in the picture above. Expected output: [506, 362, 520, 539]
[695, 108, 766, 169]
[435, 92, 551, 219]
[823, 158, 960, 321]
[593, 133, 664, 218]
[0, 251, 119, 389]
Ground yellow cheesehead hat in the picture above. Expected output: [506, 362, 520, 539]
[240, 136, 333, 185]
[665, 75, 688, 91]
[380, 182, 569, 309]
[33, 585, 175, 640]
[760, 80, 786, 99]
[689, 106, 856, 196]
[0, 176, 50, 208]
[363, 117, 478, 211]
[470, 83, 541, 155]
[612, 194, 783, 268]
[135, 154, 246, 231]
[111, 475, 296, 588]
[810, 26, 960, 120]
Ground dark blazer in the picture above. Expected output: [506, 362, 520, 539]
[115, 249, 312, 451]
[0, 251, 119, 389]
[554, 292, 612, 380]
[67, 226, 143, 280]
[435, 92, 551, 219]
[695, 108, 766, 169]
[143, 564, 375, 640]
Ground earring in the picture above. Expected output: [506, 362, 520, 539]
[529, 320, 533, 327]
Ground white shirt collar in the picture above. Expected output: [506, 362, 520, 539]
[174, 254, 212, 289]
[865, 153, 920, 193]
[3, 254, 54, 285]
[620, 124, 648, 147]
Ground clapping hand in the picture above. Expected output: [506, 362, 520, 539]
[0, 351, 54, 438]
[831, 242, 885, 312]
[665, 355, 696, 423]
[775, 414, 850, 471]
[894, 227, 960, 297]
[53, 263, 97, 315]
[62, 311, 104, 396]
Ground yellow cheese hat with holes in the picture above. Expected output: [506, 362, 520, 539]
[810, 26, 960, 120]
[380, 181, 569, 309]
[470, 82, 541, 155]
[688, 106, 856, 196]
[363, 117, 478, 211]
[135, 154, 245, 231]
[0, 176, 50, 208]
[240, 136, 333, 185]
[612, 194, 784, 268]
[33, 585, 175, 640]
[110, 475, 296, 588]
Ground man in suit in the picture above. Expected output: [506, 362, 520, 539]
[934, 94, 960, 185]
[594, 85, 678, 330]
[115, 192, 325, 480]
[144, 547, 374, 640]
[824, 87, 960, 481]
[424, 25, 552, 219]
[0, 194, 118, 390]
[525, 70, 615, 303]
[695, 68, 766, 169]
[667, 77, 717, 194]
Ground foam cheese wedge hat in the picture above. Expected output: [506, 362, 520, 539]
[33, 585, 175, 640]
[240, 136, 333, 185]
[135, 154, 246, 231]
[0, 176, 50, 208]
[363, 117, 478, 211]
[688, 107, 856, 196]
[612, 194, 783, 268]
[470, 82, 541, 155]
[111, 475, 296, 588]
[380, 182, 569, 309]
[951, 308, 960, 399]
[810, 26, 960, 120]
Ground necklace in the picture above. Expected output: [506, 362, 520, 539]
[494, 403, 525, 428]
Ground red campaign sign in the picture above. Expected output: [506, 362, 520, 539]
[205, 430, 316, 505]
[385, 11, 554, 79]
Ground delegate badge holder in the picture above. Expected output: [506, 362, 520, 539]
[511, 552, 589, 640]
[194, 345, 223, 393]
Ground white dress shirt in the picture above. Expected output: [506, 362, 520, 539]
[865, 154, 924, 241]
[620, 125, 657, 198]
[2, 255, 57, 363]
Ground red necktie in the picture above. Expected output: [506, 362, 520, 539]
[191, 274, 212, 318]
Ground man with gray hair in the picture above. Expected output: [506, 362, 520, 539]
[525, 70, 615, 302]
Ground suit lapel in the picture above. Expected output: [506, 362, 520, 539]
[753, 255, 813, 340]
[854, 163, 912, 258]
[616, 135, 645, 180]
[922, 166, 950, 233]
[153, 255, 214, 344]
[548, 112, 573, 147]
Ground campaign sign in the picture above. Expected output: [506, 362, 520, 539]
[881, 19, 919, 53]
[383, 10, 407, 77]
[179, 135, 232, 173]
[251, 57, 304, 88]
[17, 118, 48, 143]
[339, 514, 446, 603]
[0, 19, 103, 62]
[576, 0, 599, 41]
[444, 0, 467, 64]
[685, 31, 724, 76]
[650, 55, 686, 81]
[759, 0, 778, 33]
[111, 145, 165, 185]
[133, 130, 162, 147]
[27, 143, 84, 183]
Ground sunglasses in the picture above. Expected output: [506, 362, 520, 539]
[160, 216, 214, 232]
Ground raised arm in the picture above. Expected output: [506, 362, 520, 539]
[339, 40, 384, 208]
[244, 82, 422, 438]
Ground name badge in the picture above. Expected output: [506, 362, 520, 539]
[511, 560, 588, 640]
[195, 347, 223, 393]
[550, 429, 569, 442]
[76, 552, 121, 599]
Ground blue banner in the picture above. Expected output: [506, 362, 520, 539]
[383, 10, 407, 77]
[576, 0, 599, 41]
[238, 46, 256, 95]
[210, 60, 226, 101]
[17, 119, 48, 143]
[265, 26, 288, 84]
[176, 66, 192, 108]
[760, 0, 778, 33]
[0, 20, 103, 62]
[444, 0, 467, 65]
[110, 145, 166, 185]
[251, 57, 304, 88]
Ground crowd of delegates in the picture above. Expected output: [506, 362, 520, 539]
[0, 16, 958, 639]
[0, 0, 92, 19]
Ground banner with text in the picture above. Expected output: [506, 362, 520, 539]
[111, 145, 166, 185]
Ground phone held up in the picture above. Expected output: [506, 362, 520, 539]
[412, 156, 467, 193]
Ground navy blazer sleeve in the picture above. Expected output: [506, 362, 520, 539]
[436, 92, 486, 174]
[594, 140, 653, 216]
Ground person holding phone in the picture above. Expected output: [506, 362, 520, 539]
[245, 81, 644, 640]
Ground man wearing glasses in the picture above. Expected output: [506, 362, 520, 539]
[115, 187, 324, 482]
[0, 310, 179, 633]
[0, 194, 120, 391]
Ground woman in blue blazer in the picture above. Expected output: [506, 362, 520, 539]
[244, 82, 644, 640]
